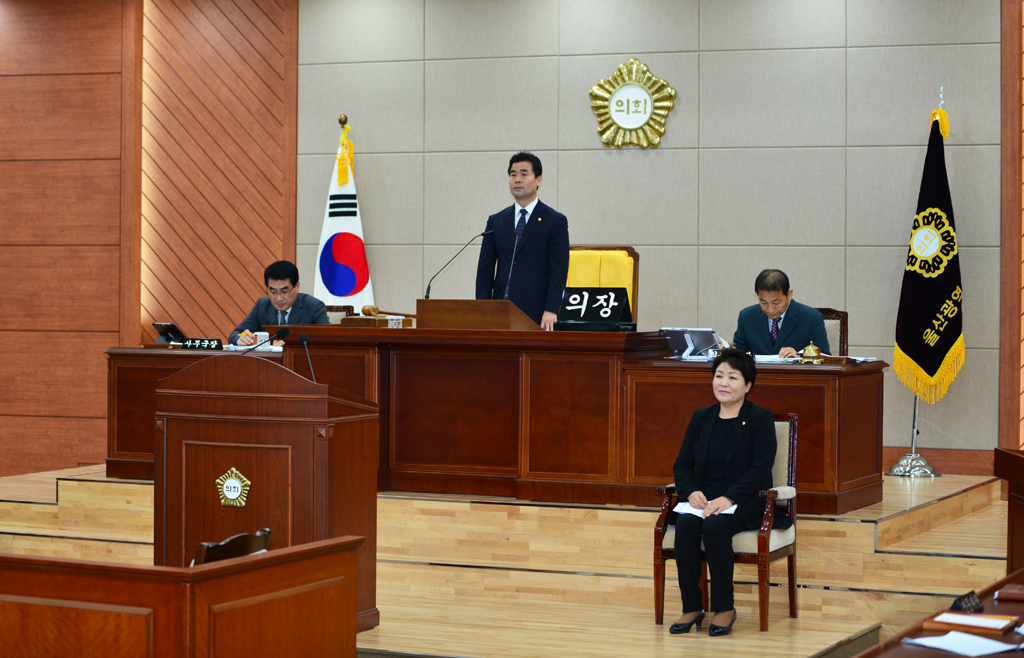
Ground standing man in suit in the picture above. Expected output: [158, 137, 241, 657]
[475, 152, 569, 331]
[732, 269, 830, 357]
[230, 260, 330, 345]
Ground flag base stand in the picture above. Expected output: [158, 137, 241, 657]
[886, 397, 941, 478]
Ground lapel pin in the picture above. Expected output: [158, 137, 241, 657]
[742, 421, 746, 425]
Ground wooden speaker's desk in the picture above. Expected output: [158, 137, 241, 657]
[107, 332, 886, 512]
[0, 536, 362, 658]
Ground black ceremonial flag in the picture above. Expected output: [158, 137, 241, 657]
[893, 113, 963, 404]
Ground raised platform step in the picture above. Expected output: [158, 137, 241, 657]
[0, 468, 1007, 653]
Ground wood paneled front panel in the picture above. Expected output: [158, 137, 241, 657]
[390, 350, 519, 474]
[0, 595, 153, 657]
[181, 439, 294, 566]
[628, 376, 705, 485]
[141, 0, 298, 345]
[838, 376, 884, 489]
[521, 353, 620, 482]
[292, 346, 378, 402]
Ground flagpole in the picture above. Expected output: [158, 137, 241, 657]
[886, 396, 940, 477]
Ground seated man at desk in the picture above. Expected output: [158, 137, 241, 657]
[732, 269, 829, 358]
[230, 260, 330, 345]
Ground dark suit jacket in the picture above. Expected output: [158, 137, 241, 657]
[673, 401, 790, 530]
[229, 292, 329, 344]
[731, 299, 830, 356]
[474, 200, 570, 325]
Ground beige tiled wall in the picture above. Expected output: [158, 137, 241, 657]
[296, 0, 1001, 452]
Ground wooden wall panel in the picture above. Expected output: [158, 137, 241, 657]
[0, 75, 121, 161]
[0, 161, 120, 245]
[141, 0, 297, 344]
[0, 0, 140, 477]
[3, 247, 120, 330]
[1002, 0, 1023, 456]
[0, 333, 115, 419]
[0, 0, 122, 76]
[0, 418, 107, 477]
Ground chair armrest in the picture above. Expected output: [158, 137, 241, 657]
[654, 483, 676, 535]
[771, 486, 796, 500]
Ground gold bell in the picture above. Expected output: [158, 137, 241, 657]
[800, 341, 823, 365]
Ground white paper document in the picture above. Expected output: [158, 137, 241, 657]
[933, 614, 1017, 631]
[673, 501, 737, 517]
[902, 631, 1022, 656]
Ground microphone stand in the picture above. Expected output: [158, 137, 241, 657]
[503, 234, 520, 300]
[424, 230, 492, 299]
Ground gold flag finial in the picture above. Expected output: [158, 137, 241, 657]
[338, 114, 348, 127]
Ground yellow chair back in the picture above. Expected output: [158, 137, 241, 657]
[567, 249, 636, 318]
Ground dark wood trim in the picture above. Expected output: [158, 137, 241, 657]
[281, 0, 298, 263]
[119, 0, 142, 348]
[882, 447, 993, 476]
[999, 0, 1022, 454]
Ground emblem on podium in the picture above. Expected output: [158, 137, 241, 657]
[216, 468, 251, 507]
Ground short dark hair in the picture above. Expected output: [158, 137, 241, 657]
[712, 347, 757, 387]
[264, 260, 299, 287]
[508, 152, 542, 177]
[754, 269, 790, 295]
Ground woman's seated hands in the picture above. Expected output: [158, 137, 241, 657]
[687, 491, 733, 518]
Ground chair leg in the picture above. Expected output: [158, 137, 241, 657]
[699, 560, 709, 612]
[654, 555, 665, 624]
[758, 561, 770, 632]
[788, 552, 798, 618]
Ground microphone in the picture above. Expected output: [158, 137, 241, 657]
[503, 235, 520, 301]
[241, 326, 289, 354]
[424, 230, 493, 299]
[299, 333, 317, 383]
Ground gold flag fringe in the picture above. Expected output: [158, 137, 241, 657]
[893, 333, 964, 404]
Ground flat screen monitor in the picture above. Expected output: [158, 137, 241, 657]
[660, 328, 722, 358]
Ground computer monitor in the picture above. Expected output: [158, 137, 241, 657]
[660, 328, 723, 358]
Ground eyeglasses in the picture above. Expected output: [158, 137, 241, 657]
[267, 286, 294, 298]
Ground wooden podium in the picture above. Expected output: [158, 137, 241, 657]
[153, 354, 380, 631]
[417, 299, 540, 330]
[996, 447, 1024, 573]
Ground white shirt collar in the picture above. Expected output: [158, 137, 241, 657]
[513, 198, 540, 225]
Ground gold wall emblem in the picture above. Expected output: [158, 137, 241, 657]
[589, 58, 676, 148]
[905, 207, 958, 278]
[216, 468, 251, 507]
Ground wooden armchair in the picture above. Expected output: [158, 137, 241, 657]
[653, 414, 798, 631]
[193, 528, 271, 566]
[815, 308, 848, 356]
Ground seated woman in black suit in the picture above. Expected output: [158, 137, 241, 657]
[669, 348, 791, 637]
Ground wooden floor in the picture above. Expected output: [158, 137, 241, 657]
[0, 469, 1008, 658]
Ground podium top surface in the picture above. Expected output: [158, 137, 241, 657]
[155, 353, 377, 417]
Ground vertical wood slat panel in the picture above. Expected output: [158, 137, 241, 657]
[142, 0, 297, 343]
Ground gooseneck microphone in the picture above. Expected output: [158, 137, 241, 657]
[503, 235, 520, 301]
[299, 333, 317, 383]
[424, 230, 493, 299]
[241, 326, 289, 354]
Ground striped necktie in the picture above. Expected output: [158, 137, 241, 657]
[515, 208, 527, 246]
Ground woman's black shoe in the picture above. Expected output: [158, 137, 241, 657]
[708, 610, 737, 636]
[669, 610, 705, 634]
